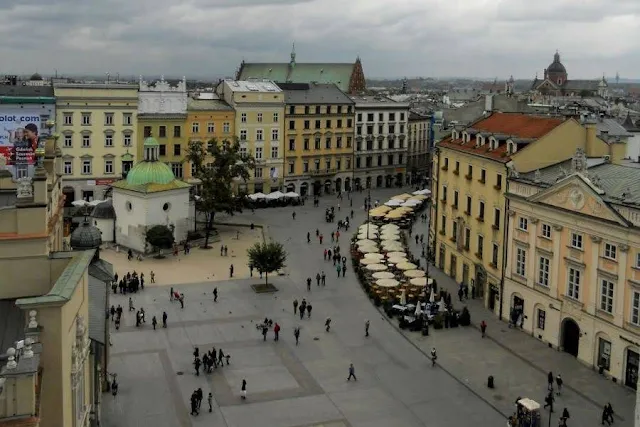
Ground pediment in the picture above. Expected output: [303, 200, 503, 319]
[529, 175, 628, 226]
[536, 80, 558, 90]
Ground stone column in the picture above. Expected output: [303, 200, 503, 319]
[588, 235, 601, 316]
[551, 225, 563, 299]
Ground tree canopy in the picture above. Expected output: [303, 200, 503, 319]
[186, 138, 255, 248]
[247, 241, 287, 285]
[145, 225, 174, 253]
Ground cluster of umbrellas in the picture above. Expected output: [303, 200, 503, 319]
[248, 191, 299, 200]
[368, 190, 431, 221]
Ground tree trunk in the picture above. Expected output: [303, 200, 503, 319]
[264, 271, 268, 286]
[202, 211, 215, 249]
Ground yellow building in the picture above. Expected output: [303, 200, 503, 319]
[137, 115, 187, 179]
[431, 113, 623, 314]
[0, 130, 111, 427]
[279, 83, 355, 196]
[216, 80, 285, 193]
[54, 83, 139, 203]
[185, 96, 235, 180]
[504, 149, 640, 390]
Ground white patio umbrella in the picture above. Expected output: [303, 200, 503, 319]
[357, 232, 378, 240]
[410, 277, 428, 286]
[266, 191, 285, 199]
[360, 258, 380, 265]
[366, 263, 388, 271]
[376, 278, 400, 288]
[392, 193, 413, 201]
[404, 269, 426, 278]
[397, 262, 418, 270]
[387, 256, 408, 265]
[386, 251, 406, 258]
[429, 291, 436, 303]
[357, 239, 377, 247]
[410, 195, 428, 201]
[358, 223, 379, 231]
[380, 239, 401, 247]
[364, 253, 385, 260]
[414, 303, 423, 317]
[381, 224, 400, 231]
[380, 233, 400, 241]
[372, 271, 395, 279]
[401, 200, 421, 207]
[284, 192, 300, 198]
[384, 199, 403, 207]
[383, 244, 404, 252]
[248, 192, 266, 200]
[412, 189, 432, 196]
[89, 199, 104, 206]
[358, 246, 380, 254]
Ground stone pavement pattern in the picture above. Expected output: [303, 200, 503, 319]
[101, 187, 633, 427]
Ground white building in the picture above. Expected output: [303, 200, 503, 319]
[111, 136, 191, 253]
[351, 96, 410, 190]
[138, 76, 187, 114]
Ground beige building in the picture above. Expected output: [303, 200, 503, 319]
[54, 83, 139, 204]
[217, 80, 285, 193]
[407, 111, 430, 185]
[0, 128, 111, 427]
[504, 149, 640, 390]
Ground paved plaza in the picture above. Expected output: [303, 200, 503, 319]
[102, 187, 635, 427]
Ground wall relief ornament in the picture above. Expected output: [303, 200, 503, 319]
[16, 177, 33, 198]
[569, 187, 586, 210]
[590, 235, 602, 243]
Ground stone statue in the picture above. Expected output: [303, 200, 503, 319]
[534, 169, 541, 183]
[16, 176, 33, 198]
[571, 148, 588, 174]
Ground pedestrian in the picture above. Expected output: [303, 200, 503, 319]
[543, 391, 554, 413]
[196, 388, 203, 410]
[325, 317, 331, 332]
[365, 320, 370, 337]
[179, 294, 185, 309]
[336, 264, 341, 277]
[316, 273, 321, 286]
[603, 403, 614, 425]
[274, 322, 280, 341]
[547, 371, 554, 391]
[292, 211, 296, 220]
[241, 379, 247, 400]
[321, 271, 326, 285]
[342, 264, 347, 277]
[430, 347, 437, 367]
[306, 303, 312, 318]
[194, 357, 201, 376]
[555, 374, 563, 395]
[150, 270, 155, 284]
[249, 264, 254, 277]
[560, 407, 569, 427]
[213, 287, 218, 302]
[347, 363, 357, 381]
[293, 298, 298, 314]
[162, 311, 167, 328]
[306, 277, 312, 291]
[218, 348, 224, 366]
[294, 326, 300, 345]
[480, 320, 487, 337]
[110, 305, 115, 321]
[190, 391, 199, 415]
[152, 316, 157, 330]
[323, 248, 327, 260]
[262, 324, 268, 341]
[208, 392, 213, 413]
[319, 234, 323, 244]
[170, 287, 174, 301]
[229, 264, 234, 278]
[307, 232, 310, 243]
[457, 287, 463, 302]
[128, 297, 134, 311]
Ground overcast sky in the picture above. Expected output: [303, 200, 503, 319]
[1, 0, 638, 80]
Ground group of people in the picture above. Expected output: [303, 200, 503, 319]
[189, 388, 213, 415]
[193, 346, 229, 376]
[111, 270, 153, 294]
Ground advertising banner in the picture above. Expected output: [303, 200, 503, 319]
[0, 111, 48, 178]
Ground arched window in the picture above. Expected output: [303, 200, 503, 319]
[507, 141, 516, 154]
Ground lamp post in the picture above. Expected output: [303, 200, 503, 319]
[193, 195, 201, 233]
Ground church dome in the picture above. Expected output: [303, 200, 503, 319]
[547, 51, 566, 74]
[30, 73, 43, 81]
[126, 161, 176, 186]
[70, 221, 102, 250]
[91, 199, 116, 219]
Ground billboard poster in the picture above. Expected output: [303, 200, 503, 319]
[0, 109, 51, 179]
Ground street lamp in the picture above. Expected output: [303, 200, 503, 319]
[193, 195, 201, 233]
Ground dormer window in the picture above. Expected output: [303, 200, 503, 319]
[489, 137, 498, 150]
[476, 135, 483, 147]
[452, 130, 459, 140]
[462, 132, 468, 143]
[507, 141, 517, 154]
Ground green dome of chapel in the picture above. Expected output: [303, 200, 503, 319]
[126, 161, 175, 186]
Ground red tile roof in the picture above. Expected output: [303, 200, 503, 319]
[438, 112, 565, 162]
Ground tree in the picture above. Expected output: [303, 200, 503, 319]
[247, 241, 287, 285]
[145, 225, 174, 257]
[579, 89, 591, 98]
[186, 138, 255, 248]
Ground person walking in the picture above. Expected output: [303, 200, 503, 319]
[316, 273, 321, 286]
[241, 379, 247, 400]
[150, 270, 155, 284]
[152, 316, 157, 330]
[208, 392, 213, 413]
[543, 391, 554, 413]
[365, 320, 370, 337]
[170, 287, 174, 301]
[325, 317, 331, 332]
[162, 311, 168, 328]
[602, 403, 614, 425]
[347, 363, 357, 381]
[555, 374, 563, 395]
[293, 298, 299, 315]
[273, 322, 280, 341]
[342, 264, 347, 277]
[229, 264, 234, 278]
[306, 277, 312, 291]
[128, 297, 134, 312]
[190, 391, 199, 416]
[306, 303, 312, 318]
[294, 326, 300, 345]
[559, 407, 569, 427]
[262, 324, 268, 341]
[430, 347, 437, 367]
[307, 232, 311, 243]
[321, 272, 326, 286]
[336, 264, 341, 278]
[480, 320, 487, 338]
[292, 212, 296, 220]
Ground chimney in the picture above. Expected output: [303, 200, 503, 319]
[584, 118, 597, 156]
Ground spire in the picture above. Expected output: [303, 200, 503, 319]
[554, 50, 560, 63]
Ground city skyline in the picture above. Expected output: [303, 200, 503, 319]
[0, 0, 639, 80]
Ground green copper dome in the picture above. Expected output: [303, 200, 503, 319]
[126, 161, 175, 186]
[144, 136, 160, 146]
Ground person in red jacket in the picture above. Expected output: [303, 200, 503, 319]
[273, 323, 280, 341]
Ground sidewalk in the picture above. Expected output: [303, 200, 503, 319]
[398, 221, 636, 424]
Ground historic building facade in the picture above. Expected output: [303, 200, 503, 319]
[137, 76, 188, 180]
[351, 96, 410, 190]
[407, 111, 431, 185]
[431, 113, 620, 315]
[54, 83, 139, 203]
[279, 83, 355, 196]
[505, 150, 640, 390]
[217, 80, 285, 194]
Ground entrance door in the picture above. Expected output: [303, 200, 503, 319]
[626, 349, 639, 389]
[462, 264, 469, 286]
[562, 318, 580, 357]
[438, 244, 445, 270]
[488, 287, 497, 311]
[475, 264, 486, 299]
[449, 254, 457, 278]
[300, 183, 309, 197]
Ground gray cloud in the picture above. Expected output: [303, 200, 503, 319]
[0, 0, 637, 80]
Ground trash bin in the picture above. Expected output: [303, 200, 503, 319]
[487, 375, 494, 389]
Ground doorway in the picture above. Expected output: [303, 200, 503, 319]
[335, 178, 342, 193]
[449, 254, 457, 278]
[300, 182, 309, 197]
[561, 318, 580, 357]
[438, 244, 445, 270]
[488, 286, 497, 311]
[625, 349, 639, 389]
[462, 264, 469, 287]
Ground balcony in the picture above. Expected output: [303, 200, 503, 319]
[309, 168, 338, 176]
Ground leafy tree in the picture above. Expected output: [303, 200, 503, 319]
[145, 225, 174, 256]
[247, 241, 287, 285]
[579, 89, 591, 98]
[187, 138, 255, 248]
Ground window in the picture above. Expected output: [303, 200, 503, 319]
[173, 144, 181, 156]
[63, 160, 72, 175]
[207, 122, 215, 133]
[604, 243, 617, 260]
[538, 256, 550, 287]
[541, 223, 551, 239]
[104, 159, 114, 174]
[82, 135, 90, 148]
[241, 113, 247, 123]
[337, 119, 342, 128]
[466, 164, 473, 179]
[495, 174, 503, 190]
[123, 113, 132, 125]
[637, 253, 640, 269]
[171, 163, 183, 178]
[271, 129, 279, 141]
[314, 138, 321, 150]
[105, 134, 113, 147]
[63, 113, 73, 125]
[571, 232, 583, 249]
[64, 135, 73, 148]
[256, 129, 263, 141]
[289, 106, 295, 115]
[191, 122, 199, 133]
[567, 267, 581, 300]
[454, 161, 460, 174]
[255, 147, 263, 159]
[289, 139, 295, 151]
[305, 106, 310, 115]
[304, 120, 310, 130]
[518, 217, 528, 231]
[316, 106, 321, 114]
[223, 122, 230, 133]
[367, 113, 374, 122]
[357, 113, 362, 121]
[464, 228, 471, 250]
[480, 169, 486, 183]
[443, 158, 449, 170]
[82, 159, 92, 175]
[257, 113, 263, 123]
[159, 126, 166, 138]
[491, 243, 499, 266]
[537, 309, 546, 330]
[271, 146, 278, 158]
[254, 167, 263, 178]
[104, 113, 114, 126]
[124, 134, 132, 147]
[173, 126, 181, 137]
[287, 162, 295, 174]
[273, 112, 279, 123]
[303, 161, 309, 172]
[452, 222, 458, 242]
[493, 208, 500, 229]
[478, 201, 485, 220]
[347, 119, 352, 128]
[326, 120, 332, 128]
[304, 138, 310, 150]
[466, 196, 472, 214]
[336, 159, 341, 170]
[336, 137, 342, 148]
[346, 136, 352, 148]
[598, 338, 611, 371]
[325, 138, 331, 149]
[288, 120, 295, 130]
[159, 145, 166, 156]
[600, 279, 614, 313]
[516, 247, 526, 276]
[632, 291, 640, 325]
[441, 185, 447, 202]
[477, 235, 484, 258]
[314, 159, 320, 170]
[325, 160, 331, 170]
[453, 190, 459, 208]
[326, 106, 331, 114]
[240, 130, 247, 141]
[440, 215, 446, 234]
[81, 113, 91, 125]
[239, 146, 247, 156]
[315, 120, 321, 129]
